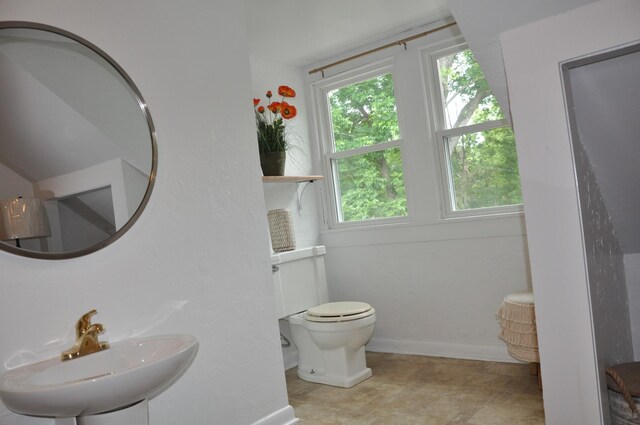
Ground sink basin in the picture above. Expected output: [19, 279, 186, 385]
[0, 334, 198, 418]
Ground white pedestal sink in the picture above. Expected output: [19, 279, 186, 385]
[0, 334, 198, 425]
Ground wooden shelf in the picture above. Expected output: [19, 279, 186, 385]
[262, 175, 324, 183]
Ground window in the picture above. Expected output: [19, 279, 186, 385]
[431, 47, 522, 213]
[321, 69, 408, 224]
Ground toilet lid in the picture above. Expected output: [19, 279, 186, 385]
[304, 302, 374, 323]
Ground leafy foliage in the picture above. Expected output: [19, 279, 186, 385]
[437, 50, 522, 210]
[448, 127, 522, 210]
[326, 50, 522, 222]
[328, 75, 406, 222]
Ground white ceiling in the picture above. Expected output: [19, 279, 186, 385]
[245, 0, 450, 67]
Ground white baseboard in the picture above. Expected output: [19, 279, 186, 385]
[282, 349, 298, 371]
[250, 405, 298, 425]
[366, 337, 521, 363]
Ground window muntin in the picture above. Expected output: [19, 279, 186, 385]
[431, 46, 522, 214]
[323, 70, 408, 224]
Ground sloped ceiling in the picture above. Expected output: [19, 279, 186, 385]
[0, 29, 151, 183]
[447, 0, 598, 116]
[245, 0, 450, 67]
[449, 0, 640, 254]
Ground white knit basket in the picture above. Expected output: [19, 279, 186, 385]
[267, 209, 296, 252]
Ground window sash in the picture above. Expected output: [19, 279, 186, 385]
[427, 43, 522, 217]
[437, 123, 523, 216]
[316, 62, 409, 227]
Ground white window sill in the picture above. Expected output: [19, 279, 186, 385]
[320, 210, 526, 247]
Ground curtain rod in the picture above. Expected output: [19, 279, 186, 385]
[308, 21, 457, 76]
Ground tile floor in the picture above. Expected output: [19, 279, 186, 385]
[286, 352, 545, 425]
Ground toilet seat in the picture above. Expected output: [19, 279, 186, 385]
[304, 302, 374, 323]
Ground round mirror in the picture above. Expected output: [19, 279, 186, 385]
[0, 23, 157, 259]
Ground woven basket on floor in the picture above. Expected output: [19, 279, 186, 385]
[607, 364, 640, 424]
[267, 209, 296, 252]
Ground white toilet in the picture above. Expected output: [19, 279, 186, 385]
[271, 246, 376, 388]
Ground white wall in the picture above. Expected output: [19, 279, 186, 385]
[325, 232, 531, 360]
[0, 2, 296, 425]
[501, 1, 640, 423]
[249, 56, 323, 369]
[250, 56, 322, 251]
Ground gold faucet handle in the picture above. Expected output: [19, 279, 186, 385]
[76, 309, 98, 338]
[61, 310, 110, 361]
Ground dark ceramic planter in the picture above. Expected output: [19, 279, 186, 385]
[259, 151, 286, 176]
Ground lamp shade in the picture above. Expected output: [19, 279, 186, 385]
[0, 198, 51, 241]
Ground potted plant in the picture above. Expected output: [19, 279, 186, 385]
[253, 85, 298, 176]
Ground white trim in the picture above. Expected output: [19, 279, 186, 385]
[321, 210, 526, 248]
[366, 337, 520, 363]
[249, 406, 299, 425]
[282, 349, 298, 371]
[312, 59, 412, 228]
[438, 119, 510, 138]
[420, 41, 523, 219]
[327, 139, 401, 160]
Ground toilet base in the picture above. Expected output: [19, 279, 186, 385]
[297, 367, 372, 388]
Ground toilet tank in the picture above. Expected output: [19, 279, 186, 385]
[271, 246, 329, 319]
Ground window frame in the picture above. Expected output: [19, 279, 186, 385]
[312, 59, 413, 229]
[422, 41, 524, 219]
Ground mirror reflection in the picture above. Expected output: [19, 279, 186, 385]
[0, 25, 156, 258]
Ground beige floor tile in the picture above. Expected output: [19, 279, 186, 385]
[286, 352, 545, 425]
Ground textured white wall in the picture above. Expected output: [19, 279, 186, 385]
[249, 56, 323, 370]
[501, 0, 640, 423]
[324, 228, 531, 361]
[0, 1, 296, 425]
[250, 56, 322, 251]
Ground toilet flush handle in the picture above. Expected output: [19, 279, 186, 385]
[272, 265, 279, 273]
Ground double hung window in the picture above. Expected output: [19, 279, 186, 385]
[429, 46, 523, 214]
[314, 38, 523, 229]
[319, 66, 408, 224]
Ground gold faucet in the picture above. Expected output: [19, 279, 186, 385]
[61, 309, 110, 361]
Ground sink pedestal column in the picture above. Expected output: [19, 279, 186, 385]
[55, 400, 149, 425]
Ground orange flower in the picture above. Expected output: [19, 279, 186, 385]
[278, 85, 296, 98]
[257, 106, 265, 113]
[253, 98, 260, 107]
[280, 102, 297, 119]
[266, 90, 273, 98]
[268, 102, 281, 113]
